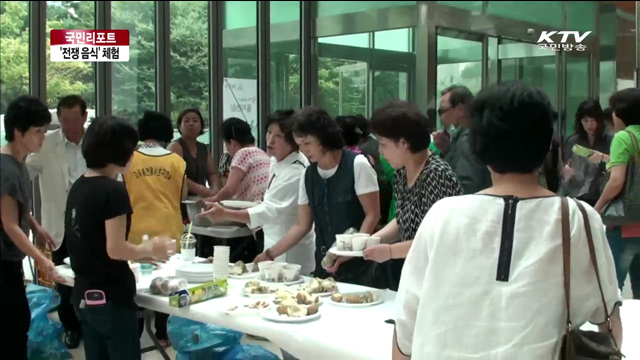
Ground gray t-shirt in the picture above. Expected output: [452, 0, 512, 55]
[0, 153, 32, 261]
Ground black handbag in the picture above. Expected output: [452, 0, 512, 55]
[559, 198, 622, 360]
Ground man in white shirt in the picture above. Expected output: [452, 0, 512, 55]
[26, 95, 88, 349]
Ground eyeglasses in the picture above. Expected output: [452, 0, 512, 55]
[438, 107, 453, 116]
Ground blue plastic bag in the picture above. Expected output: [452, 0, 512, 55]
[167, 315, 243, 359]
[223, 344, 280, 360]
[26, 284, 72, 360]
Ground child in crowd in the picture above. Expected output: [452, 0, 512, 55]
[0, 95, 60, 359]
[64, 115, 174, 360]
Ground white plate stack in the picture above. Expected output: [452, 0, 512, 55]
[213, 246, 230, 280]
[174, 263, 214, 283]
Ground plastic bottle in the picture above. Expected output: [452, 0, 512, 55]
[140, 234, 153, 276]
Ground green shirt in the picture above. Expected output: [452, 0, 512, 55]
[607, 125, 640, 171]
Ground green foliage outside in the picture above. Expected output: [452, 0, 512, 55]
[1, 1, 407, 146]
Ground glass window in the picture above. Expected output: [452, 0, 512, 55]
[498, 40, 558, 111]
[436, 35, 482, 128]
[375, 29, 411, 53]
[437, 1, 483, 13]
[319, 33, 370, 49]
[46, 1, 96, 115]
[170, 0, 210, 145]
[111, 1, 156, 121]
[223, 1, 258, 139]
[372, 28, 413, 109]
[270, 1, 300, 24]
[566, 2, 597, 34]
[0, 1, 30, 146]
[486, 1, 563, 28]
[373, 70, 408, 109]
[566, 55, 590, 135]
[317, 1, 416, 18]
[317, 58, 368, 117]
[270, 1, 300, 112]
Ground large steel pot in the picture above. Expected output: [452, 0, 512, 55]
[182, 196, 244, 227]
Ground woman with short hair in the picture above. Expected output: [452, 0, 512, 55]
[595, 87, 640, 300]
[362, 101, 462, 291]
[124, 111, 187, 247]
[393, 82, 622, 359]
[122, 111, 187, 347]
[199, 110, 316, 275]
[254, 107, 383, 287]
[205, 118, 271, 203]
[65, 116, 174, 360]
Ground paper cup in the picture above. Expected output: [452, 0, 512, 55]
[181, 248, 196, 262]
[352, 233, 370, 238]
[352, 236, 367, 251]
[365, 236, 381, 249]
[262, 264, 281, 282]
[282, 264, 301, 281]
[245, 263, 256, 273]
[336, 234, 353, 251]
[257, 261, 275, 272]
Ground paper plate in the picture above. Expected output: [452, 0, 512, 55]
[329, 298, 383, 308]
[328, 293, 384, 308]
[258, 275, 304, 286]
[273, 298, 324, 307]
[175, 263, 213, 274]
[288, 284, 337, 297]
[260, 307, 321, 324]
[220, 200, 259, 209]
[328, 247, 364, 257]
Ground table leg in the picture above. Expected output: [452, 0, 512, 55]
[140, 309, 170, 360]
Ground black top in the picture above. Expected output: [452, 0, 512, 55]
[304, 149, 385, 288]
[65, 176, 136, 309]
[0, 154, 32, 261]
[178, 138, 209, 193]
[563, 132, 614, 164]
[305, 149, 365, 256]
[395, 155, 462, 241]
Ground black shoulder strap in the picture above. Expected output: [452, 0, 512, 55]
[292, 160, 307, 169]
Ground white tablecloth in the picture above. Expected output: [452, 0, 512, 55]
[56, 257, 396, 360]
[56, 258, 640, 360]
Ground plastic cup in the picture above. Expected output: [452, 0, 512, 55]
[140, 263, 153, 276]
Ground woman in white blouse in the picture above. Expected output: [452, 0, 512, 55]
[198, 110, 316, 275]
[393, 82, 623, 360]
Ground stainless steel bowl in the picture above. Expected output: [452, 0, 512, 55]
[182, 196, 244, 227]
